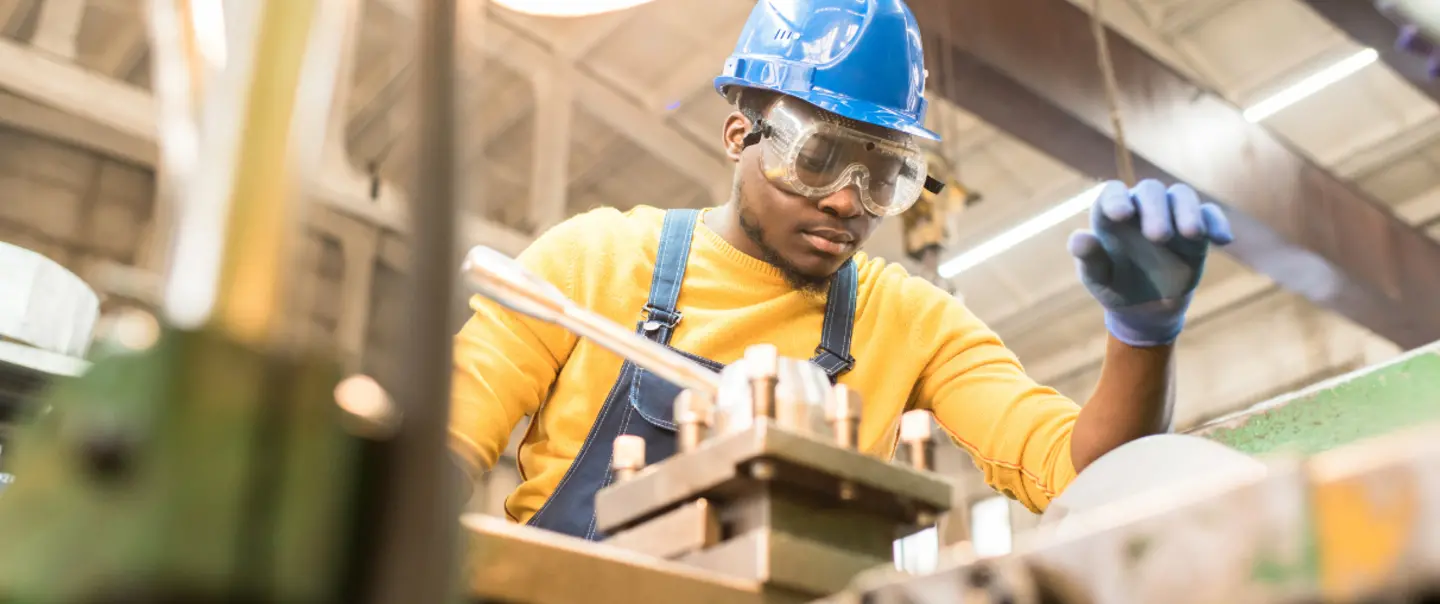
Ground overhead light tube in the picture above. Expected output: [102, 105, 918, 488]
[1243, 48, 1379, 123]
[938, 183, 1105, 279]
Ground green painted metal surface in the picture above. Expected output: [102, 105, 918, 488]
[1191, 343, 1440, 456]
[0, 328, 369, 601]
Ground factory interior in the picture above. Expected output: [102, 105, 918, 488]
[1, 0, 1439, 602]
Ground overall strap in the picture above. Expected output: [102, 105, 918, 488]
[640, 209, 701, 345]
[810, 259, 858, 380]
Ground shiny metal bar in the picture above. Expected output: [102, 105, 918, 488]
[463, 514, 765, 604]
[461, 246, 723, 396]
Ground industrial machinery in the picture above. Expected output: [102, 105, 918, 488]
[0, 0, 465, 600]
[458, 240, 1440, 603]
[460, 245, 955, 603]
[0, 242, 98, 492]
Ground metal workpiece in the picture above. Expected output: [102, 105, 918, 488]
[594, 421, 953, 535]
[715, 357, 834, 441]
[463, 514, 768, 604]
[613, 434, 647, 482]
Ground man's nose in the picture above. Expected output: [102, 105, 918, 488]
[817, 185, 865, 218]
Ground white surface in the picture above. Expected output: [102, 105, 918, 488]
[970, 496, 1015, 557]
[0, 241, 99, 357]
[1039, 434, 1268, 540]
[0, 338, 89, 377]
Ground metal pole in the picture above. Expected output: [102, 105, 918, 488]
[368, 0, 462, 600]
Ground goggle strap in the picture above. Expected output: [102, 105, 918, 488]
[741, 119, 772, 150]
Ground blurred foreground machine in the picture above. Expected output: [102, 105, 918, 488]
[459, 246, 954, 604]
[0, 242, 99, 492]
[0, 0, 465, 600]
[817, 423, 1440, 604]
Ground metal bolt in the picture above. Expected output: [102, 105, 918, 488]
[745, 344, 778, 420]
[900, 410, 935, 472]
[674, 390, 712, 454]
[827, 383, 862, 449]
[838, 480, 858, 502]
[915, 509, 938, 527]
[612, 435, 646, 482]
[748, 460, 775, 481]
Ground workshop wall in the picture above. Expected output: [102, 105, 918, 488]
[1044, 288, 1399, 432]
[0, 126, 153, 306]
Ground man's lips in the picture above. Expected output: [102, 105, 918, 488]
[801, 228, 857, 255]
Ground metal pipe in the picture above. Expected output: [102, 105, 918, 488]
[367, 0, 461, 600]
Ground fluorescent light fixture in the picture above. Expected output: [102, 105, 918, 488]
[491, 0, 656, 17]
[937, 182, 1106, 279]
[1242, 48, 1379, 123]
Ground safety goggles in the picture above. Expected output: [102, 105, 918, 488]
[743, 96, 944, 217]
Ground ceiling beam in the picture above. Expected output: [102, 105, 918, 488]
[374, 0, 730, 199]
[0, 36, 533, 257]
[909, 0, 1440, 349]
[30, 0, 84, 60]
[1302, 0, 1440, 106]
[529, 63, 575, 232]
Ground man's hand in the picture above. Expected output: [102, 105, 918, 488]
[1067, 180, 1234, 347]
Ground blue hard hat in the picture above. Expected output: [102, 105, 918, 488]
[715, 0, 941, 142]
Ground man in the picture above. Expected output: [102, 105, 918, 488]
[449, 0, 1233, 540]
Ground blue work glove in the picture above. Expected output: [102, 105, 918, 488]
[1067, 180, 1234, 347]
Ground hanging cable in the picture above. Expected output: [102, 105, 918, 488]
[1090, 0, 1137, 185]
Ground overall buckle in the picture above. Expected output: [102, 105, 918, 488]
[641, 305, 683, 333]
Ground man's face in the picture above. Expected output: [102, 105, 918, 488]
[723, 106, 887, 294]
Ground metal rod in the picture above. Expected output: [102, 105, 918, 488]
[460, 249, 723, 396]
[562, 307, 722, 396]
[368, 0, 461, 600]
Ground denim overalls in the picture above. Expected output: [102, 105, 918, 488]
[526, 209, 859, 540]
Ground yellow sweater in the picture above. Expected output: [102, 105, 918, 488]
[450, 206, 1081, 518]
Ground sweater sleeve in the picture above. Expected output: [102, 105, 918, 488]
[448, 214, 593, 476]
[906, 280, 1081, 513]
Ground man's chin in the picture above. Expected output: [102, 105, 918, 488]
[775, 253, 843, 294]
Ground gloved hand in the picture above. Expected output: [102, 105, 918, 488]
[1067, 180, 1234, 347]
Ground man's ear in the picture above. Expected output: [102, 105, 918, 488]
[722, 112, 750, 163]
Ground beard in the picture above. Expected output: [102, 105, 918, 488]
[737, 193, 832, 296]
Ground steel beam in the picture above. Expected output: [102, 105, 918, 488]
[909, 0, 1440, 348]
[0, 37, 533, 257]
[1303, 0, 1440, 103]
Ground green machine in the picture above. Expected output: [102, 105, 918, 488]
[1191, 342, 1440, 456]
[0, 0, 466, 601]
